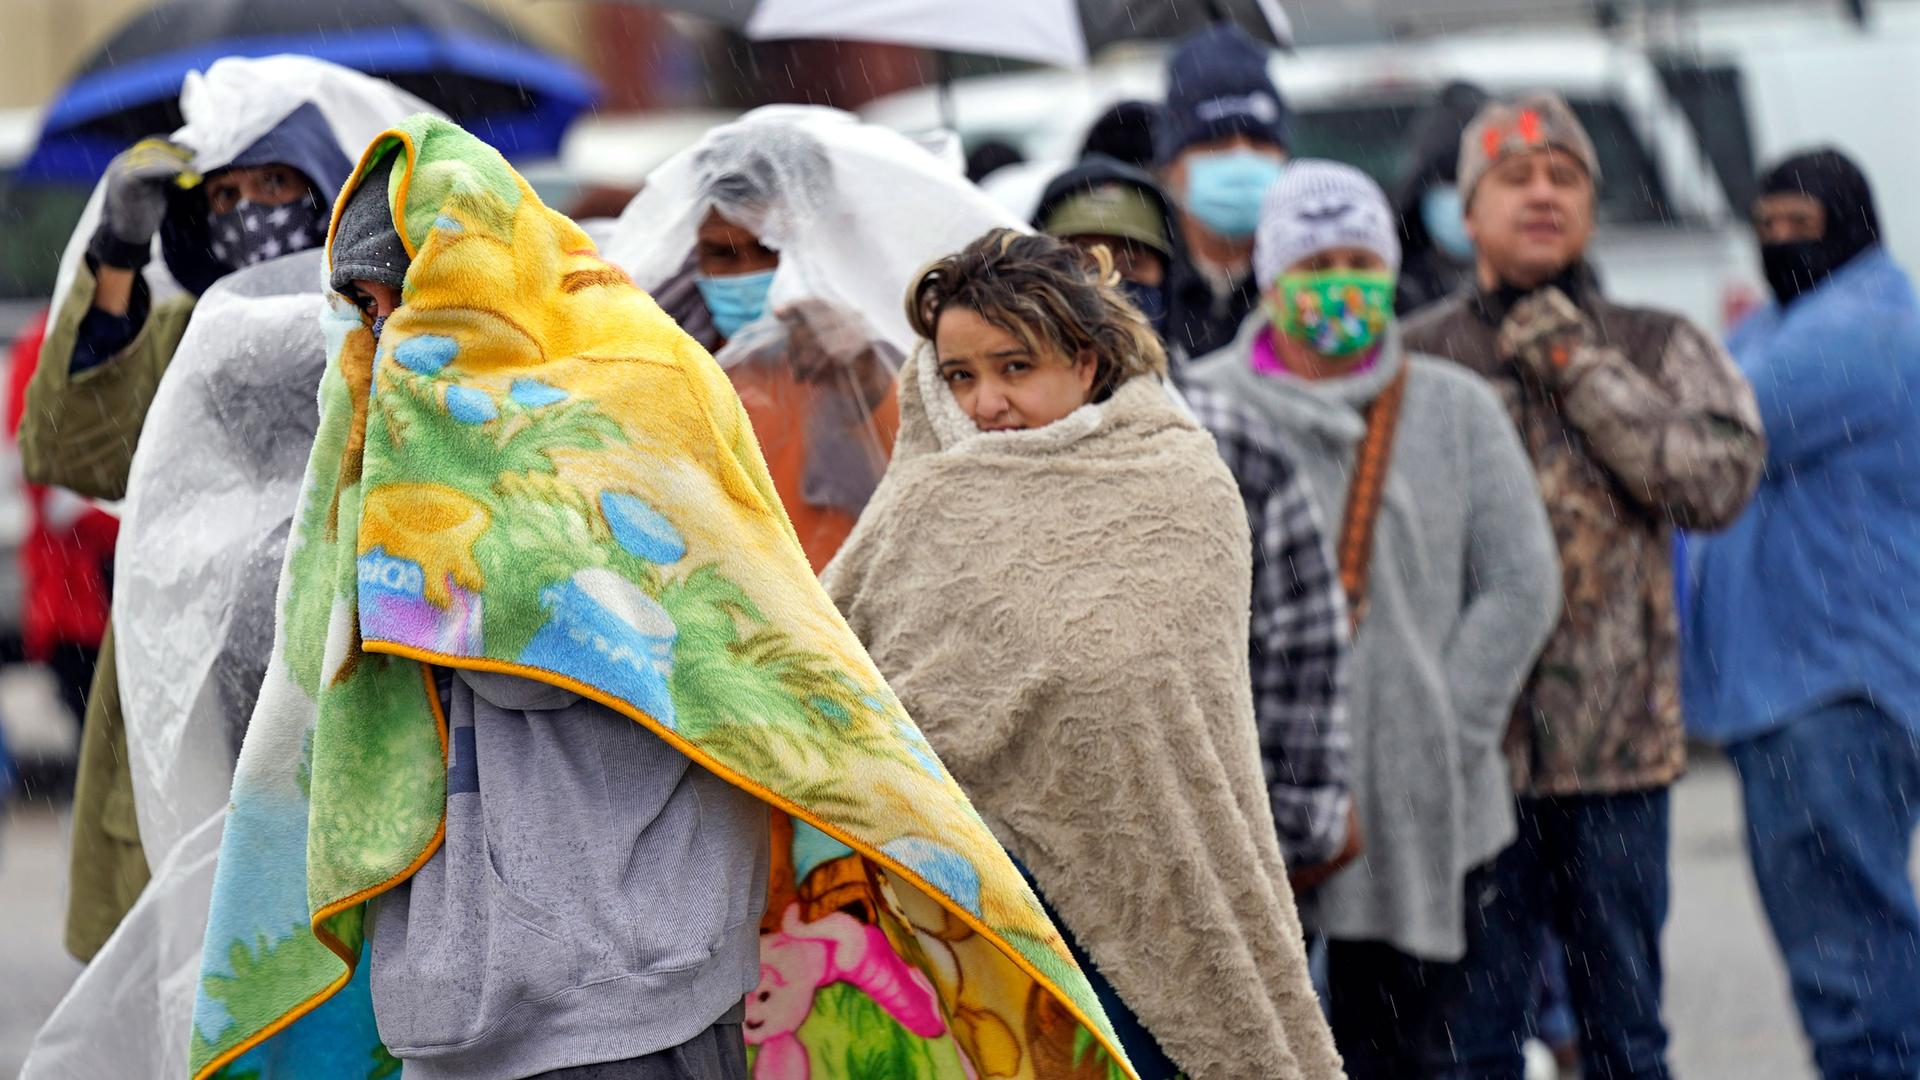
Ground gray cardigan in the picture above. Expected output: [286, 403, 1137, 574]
[1187, 319, 1561, 961]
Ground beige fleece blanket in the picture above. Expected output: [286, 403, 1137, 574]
[823, 357, 1344, 1080]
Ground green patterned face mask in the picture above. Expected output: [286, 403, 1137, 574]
[1268, 269, 1397, 357]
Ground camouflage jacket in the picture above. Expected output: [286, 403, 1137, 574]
[1403, 267, 1764, 796]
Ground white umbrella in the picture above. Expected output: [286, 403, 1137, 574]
[608, 0, 1292, 126]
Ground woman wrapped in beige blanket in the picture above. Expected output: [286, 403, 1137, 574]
[824, 230, 1344, 1080]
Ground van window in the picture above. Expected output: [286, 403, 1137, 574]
[1654, 59, 1758, 212]
[1287, 101, 1425, 193]
[1289, 97, 1676, 225]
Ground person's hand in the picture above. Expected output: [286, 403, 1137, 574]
[777, 298, 867, 381]
[87, 138, 197, 269]
[1497, 286, 1595, 383]
[776, 299, 898, 405]
[1287, 803, 1365, 896]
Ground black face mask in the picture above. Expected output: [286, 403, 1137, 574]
[208, 192, 329, 270]
[1761, 239, 1845, 308]
[1121, 279, 1169, 337]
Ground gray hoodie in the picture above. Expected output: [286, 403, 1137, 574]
[1186, 319, 1561, 961]
[369, 668, 769, 1079]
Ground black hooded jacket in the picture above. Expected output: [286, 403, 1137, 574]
[1031, 155, 1204, 363]
[1390, 82, 1490, 317]
[1756, 148, 1881, 307]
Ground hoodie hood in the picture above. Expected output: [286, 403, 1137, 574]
[1389, 82, 1491, 249]
[1756, 147, 1882, 306]
[326, 149, 410, 297]
[1032, 155, 1182, 259]
[161, 101, 358, 296]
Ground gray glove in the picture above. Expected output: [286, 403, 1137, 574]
[87, 138, 196, 270]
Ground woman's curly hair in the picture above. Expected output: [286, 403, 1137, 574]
[906, 229, 1167, 401]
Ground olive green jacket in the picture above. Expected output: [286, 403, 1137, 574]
[26, 262, 194, 500]
[64, 629, 149, 960]
[28, 262, 195, 960]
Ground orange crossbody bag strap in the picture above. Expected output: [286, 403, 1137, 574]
[1335, 366, 1409, 632]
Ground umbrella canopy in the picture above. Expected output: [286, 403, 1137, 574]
[1075, 0, 1292, 55]
[21, 0, 597, 182]
[747, 0, 1092, 66]
[618, 0, 1291, 67]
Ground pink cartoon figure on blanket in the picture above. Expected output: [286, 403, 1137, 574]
[746, 902, 949, 1079]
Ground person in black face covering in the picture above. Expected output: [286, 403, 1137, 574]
[19, 89, 365, 966]
[1754, 148, 1881, 307]
[1687, 146, 1920, 1080]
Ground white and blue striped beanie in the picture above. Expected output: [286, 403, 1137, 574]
[1253, 159, 1401, 285]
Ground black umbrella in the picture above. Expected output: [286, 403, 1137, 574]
[23, 0, 597, 181]
[1077, 0, 1293, 53]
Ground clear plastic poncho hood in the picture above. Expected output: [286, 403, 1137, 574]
[47, 54, 438, 318]
[605, 104, 1021, 358]
[603, 106, 1020, 569]
[23, 251, 330, 1080]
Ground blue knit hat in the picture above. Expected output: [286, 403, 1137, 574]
[1157, 24, 1289, 166]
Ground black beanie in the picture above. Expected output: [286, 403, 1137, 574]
[1081, 100, 1165, 171]
[328, 150, 410, 297]
[1156, 24, 1288, 165]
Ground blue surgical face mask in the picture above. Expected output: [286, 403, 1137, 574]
[1121, 279, 1168, 334]
[1420, 184, 1474, 262]
[696, 268, 776, 339]
[1182, 149, 1285, 240]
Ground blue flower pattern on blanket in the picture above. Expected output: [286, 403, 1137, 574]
[519, 568, 679, 727]
[882, 837, 983, 917]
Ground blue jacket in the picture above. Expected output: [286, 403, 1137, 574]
[1684, 247, 1920, 742]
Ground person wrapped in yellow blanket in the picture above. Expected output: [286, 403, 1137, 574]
[186, 114, 1135, 1080]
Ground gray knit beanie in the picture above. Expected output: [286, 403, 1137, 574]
[328, 149, 410, 296]
[1253, 159, 1401, 285]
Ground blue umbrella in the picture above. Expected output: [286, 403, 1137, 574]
[21, 0, 598, 182]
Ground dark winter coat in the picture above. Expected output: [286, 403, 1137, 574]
[1403, 265, 1764, 796]
[1390, 83, 1489, 316]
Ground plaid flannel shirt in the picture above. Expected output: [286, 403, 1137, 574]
[1184, 385, 1354, 866]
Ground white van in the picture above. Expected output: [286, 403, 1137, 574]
[862, 32, 1763, 334]
[1684, 0, 1920, 268]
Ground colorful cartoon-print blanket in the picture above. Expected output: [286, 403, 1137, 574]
[188, 114, 1134, 1080]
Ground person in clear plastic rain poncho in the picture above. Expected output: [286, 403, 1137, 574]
[604, 105, 1019, 571]
[17, 53, 432, 966]
[18, 251, 343, 1080]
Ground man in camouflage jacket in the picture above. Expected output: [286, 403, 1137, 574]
[1402, 93, 1763, 1080]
